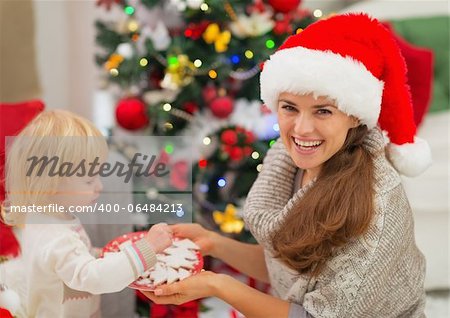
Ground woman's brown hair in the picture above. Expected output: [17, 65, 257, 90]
[271, 125, 374, 277]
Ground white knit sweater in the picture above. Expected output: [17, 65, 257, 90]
[19, 213, 155, 318]
[244, 128, 426, 318]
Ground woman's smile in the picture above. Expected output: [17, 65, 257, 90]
[291, 137, 324, 155]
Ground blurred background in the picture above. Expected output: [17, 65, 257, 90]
[0, 0, 448, 317]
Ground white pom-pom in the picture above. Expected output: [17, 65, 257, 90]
[387, 137, 432, 177]
[116, 43, 134, 59]
[0, 286, 21, 315]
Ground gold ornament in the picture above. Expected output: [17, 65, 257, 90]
[203, 23, 231, 53]
[162, 54, 196, 89]
[213, 204, 245, 234]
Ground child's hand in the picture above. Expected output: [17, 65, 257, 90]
[146, 223, 173, 254]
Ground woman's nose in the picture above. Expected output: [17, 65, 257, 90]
[294, 113, 314, 134]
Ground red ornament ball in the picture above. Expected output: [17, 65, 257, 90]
[221, 129, 238, 146]
[198, 159, 208, 168]
[229, 146, 244, 161]
[202, 85, 217, 104]
[273, 19, 293, 35]
[115, 97, 149, 130]
[210, 97, 234, 119]
[183, 101, 199, 114]
[245, 131, 256, 143]
[268, 0, 300, 13]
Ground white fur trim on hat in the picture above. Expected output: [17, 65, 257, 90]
[387, 137, 432, 177]
[260, 46, 384, 128]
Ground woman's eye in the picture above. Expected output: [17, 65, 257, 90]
[317, 109, 332, 115]
[281, 105, 296, 111]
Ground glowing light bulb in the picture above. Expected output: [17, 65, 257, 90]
[199, 159, 208, 168]
[165, 143, 174, 154]
[128, 20, 139, 32]
[217, 178, 226, 187]
[139, 58, 148, 67]
[194, 59, 202, 67]
[209, 70, 218, 79]
[245, 50, 254, 59]
[251, 151, 260, 160]
[163, 103, 172, 111]
[231, 55, 240, 64]
[265, 39, 275, 49]
[168, 56, 179, 66]
[203, 137, 211, 145]
[124, 6, 135, 15]
[313, 9, 323, 18]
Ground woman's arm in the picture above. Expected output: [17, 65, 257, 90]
[215, 273, 291, 318]
[143, 271, 302, 318]
[210, 232, 270, 283]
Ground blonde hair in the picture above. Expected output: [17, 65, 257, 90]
[4, 110, 108, 225]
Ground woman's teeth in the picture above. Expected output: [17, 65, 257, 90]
[293, 138, 323, 148]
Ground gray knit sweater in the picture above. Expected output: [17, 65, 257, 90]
[244, 128, 426, 318]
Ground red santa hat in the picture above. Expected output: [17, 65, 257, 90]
[260, 13, 432, 177]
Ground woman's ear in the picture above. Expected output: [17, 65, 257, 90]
[351, 116, 360, 128]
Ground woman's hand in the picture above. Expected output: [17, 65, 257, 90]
[143, 271, 291, 318]
[141, 271, 221, 305]
[170, 224, 217, 256]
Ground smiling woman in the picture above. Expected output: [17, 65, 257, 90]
[270, 91, 373, 278]
[272, 91, 374, 277]
[143, 13, 432, 318]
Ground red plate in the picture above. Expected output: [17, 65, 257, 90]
[102, 231, 203, 291]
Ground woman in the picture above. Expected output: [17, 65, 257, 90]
[143, 13, 431, 317]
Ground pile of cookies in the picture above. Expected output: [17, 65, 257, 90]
[130, 238, 201, 287]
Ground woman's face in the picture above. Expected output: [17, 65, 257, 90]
[277, 92, 358, 177]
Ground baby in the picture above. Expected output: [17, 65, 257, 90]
[4, 110, 172, 317]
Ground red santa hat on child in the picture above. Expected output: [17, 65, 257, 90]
[260, 13, 432, 177]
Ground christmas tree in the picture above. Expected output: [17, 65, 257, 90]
[95, 0, 317, 241]
[95, 0, 320, 316]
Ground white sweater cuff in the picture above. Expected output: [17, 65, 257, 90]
[122, 238, 157, 278]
